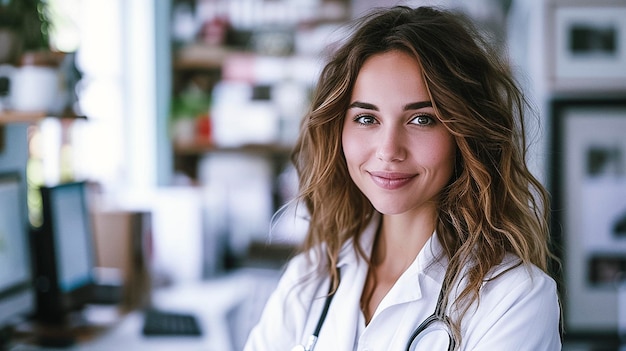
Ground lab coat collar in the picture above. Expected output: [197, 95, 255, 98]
[334, 213, 448, 311]
[317, 213, 448, 350]
[319, 217, 377, 351]
[336, 212, 380, 269]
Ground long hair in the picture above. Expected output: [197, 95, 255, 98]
[291, 5, 556, 344]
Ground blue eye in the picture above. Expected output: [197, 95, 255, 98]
[411, 114, 435, 126]
[354, 115, 377, 125]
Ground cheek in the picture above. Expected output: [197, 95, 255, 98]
[422, 134, 456, 172]
[437, 137, 457, 175]
[341, 129, 365, 173]
[341, 128, 356, 161]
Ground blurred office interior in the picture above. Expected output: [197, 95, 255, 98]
[0, 0, 625, 350]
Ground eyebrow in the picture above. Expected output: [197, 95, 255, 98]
[348, 101, 432, 111]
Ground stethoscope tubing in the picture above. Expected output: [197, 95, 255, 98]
[306, 270, 339, 351]
[404, 313, 456, 351]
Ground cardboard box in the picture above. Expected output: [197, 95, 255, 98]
[91, 210, 152, 311]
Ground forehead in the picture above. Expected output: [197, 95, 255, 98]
[351, 50, 429, 103]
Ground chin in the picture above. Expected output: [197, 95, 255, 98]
[371, 202, 412, 216]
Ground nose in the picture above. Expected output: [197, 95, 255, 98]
[376, 127, 406, 162]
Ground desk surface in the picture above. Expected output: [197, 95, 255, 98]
[9, 267, 626, 351]
[10, 268, 281, 351]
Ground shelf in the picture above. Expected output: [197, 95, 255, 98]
[0, 111, 47, 124]
[174, 141, 293, 156]
[0, 111, 87, 125]
[173, 44, 309, 71]
[174, 44, 234, 70]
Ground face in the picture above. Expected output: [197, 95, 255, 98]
[342, 50, 456, 217]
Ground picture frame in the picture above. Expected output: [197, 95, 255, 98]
[549, 98, 626, 338]
[547, 0, 626, 92]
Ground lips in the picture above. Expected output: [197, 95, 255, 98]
[368, 171, 416, 190]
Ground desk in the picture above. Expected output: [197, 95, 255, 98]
[10, 268, 281, 351]
[10, 267, 626, 351]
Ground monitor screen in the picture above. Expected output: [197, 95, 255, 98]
[0, 173, 34, 328]
[48, 183, 94, 293]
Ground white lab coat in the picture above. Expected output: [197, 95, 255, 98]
[244, 215, 562, 350]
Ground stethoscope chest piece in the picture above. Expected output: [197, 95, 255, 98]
[292, 334, 318, 351]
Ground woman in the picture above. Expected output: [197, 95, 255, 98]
[244, 5, 561, 351]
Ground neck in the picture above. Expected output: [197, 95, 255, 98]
[373, 210, 436, 269]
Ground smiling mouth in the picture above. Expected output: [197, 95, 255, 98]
[368, 171, 416, 190]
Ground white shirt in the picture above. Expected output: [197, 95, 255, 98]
[244, 216, 562, 350]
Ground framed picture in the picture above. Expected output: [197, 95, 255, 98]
[547, 0, 626, 91]
[550, 98, 626, 337]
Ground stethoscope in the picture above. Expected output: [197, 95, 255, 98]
[291, 271, 456, 351]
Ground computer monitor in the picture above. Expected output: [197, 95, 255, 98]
[0, 172, 34, 343]
[32, 181, 97, 325]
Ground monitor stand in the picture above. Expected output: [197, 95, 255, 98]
[12, 305, 123, 348]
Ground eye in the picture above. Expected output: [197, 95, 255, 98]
[410, 114, 436, 126]
[354, 114, 377, 125]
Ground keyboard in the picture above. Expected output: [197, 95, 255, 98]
[141, 309, 202, 336]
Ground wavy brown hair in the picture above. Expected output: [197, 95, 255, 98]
[290, 5, 556, 345]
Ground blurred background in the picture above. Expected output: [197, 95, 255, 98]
[0, 0, 625, 350]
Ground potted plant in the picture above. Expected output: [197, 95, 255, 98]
[0, 0, 68, 114]
[0, 0, 52, 64]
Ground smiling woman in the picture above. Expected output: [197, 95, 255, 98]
[244, 5, 562, 351]
[342, 50, 457, 324]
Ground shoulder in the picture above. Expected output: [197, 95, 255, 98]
[450, 254, 559, 327]
[482, 253, 556, 295]
[277, 250, 320, 293]
[459, 254, 562, 349]
[475, 253, 559, 312]
[244, 252, 324, 351]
